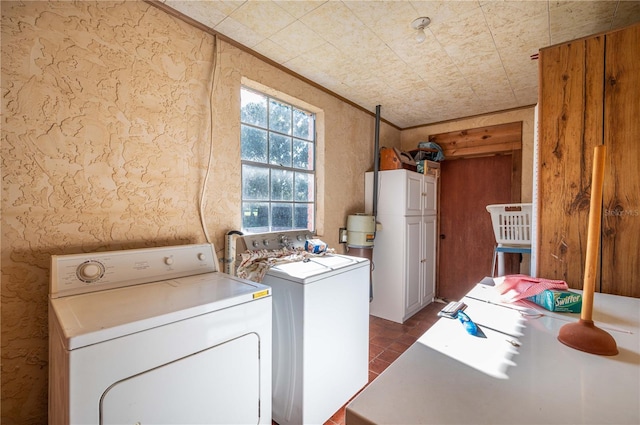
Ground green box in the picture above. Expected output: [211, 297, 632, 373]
[527, 290, 582, 313]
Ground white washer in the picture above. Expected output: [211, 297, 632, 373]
[48, 243, 272, 425]
[239, 232, 370, 425]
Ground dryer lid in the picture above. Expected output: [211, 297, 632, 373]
[50, 272, 271, 350]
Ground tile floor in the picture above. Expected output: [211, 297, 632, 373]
[324, 302, 444, 425]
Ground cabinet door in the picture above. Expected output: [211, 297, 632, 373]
[602, 24, 640, 297]
[366, 170, 423, 216]
[423, 176, 437, 216]
[406, 172, 423, 216]
[421, 215, 437, 305]
[404, 216, 422, 314]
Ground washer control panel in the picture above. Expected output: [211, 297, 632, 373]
[50, 244, 217, 298]
[241, 230, 314, 251]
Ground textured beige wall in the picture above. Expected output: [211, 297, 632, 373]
[1, 1, 397, 423]
[401, 107, 536, 202]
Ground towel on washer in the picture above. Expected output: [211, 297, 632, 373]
[494, 274, 569, 302]
[236, 247, 334, 283]
[236, 248, 306, 283]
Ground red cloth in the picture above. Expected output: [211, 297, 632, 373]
[494, 274, 569, 302]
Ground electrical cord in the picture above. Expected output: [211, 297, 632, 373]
[199, 34, 220, 244]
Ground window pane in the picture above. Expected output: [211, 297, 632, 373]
[242, 202, 269, 233]
[241, 125, 268, 162]
[293, 139, 314, 170]
[242, 165, 269, 200]
[295, 172, 314, 202]
[272, 203, 293, 230]
[241, 89, 267, 127]
[269, 99, 291, 135]
[269, 133, 292, 167]
[293, 109, 313, 141]
[240, 86, 316, 233]
[295, 204, 313, 230]
[271, 169, 293, 201]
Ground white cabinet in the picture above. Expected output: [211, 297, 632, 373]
[366, 169, 437, 217]
[365, 169, 437, 323]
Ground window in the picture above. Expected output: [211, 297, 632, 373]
[240, 87, 316, 234]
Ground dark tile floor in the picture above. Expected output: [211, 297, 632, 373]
[324, 302, 443, 425]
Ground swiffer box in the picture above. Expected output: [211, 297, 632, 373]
[528, 290, 582, 313]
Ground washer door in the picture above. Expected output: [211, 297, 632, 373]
[100, 333, 261, 424]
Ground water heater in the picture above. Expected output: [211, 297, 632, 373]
[346, 214, 375, 248]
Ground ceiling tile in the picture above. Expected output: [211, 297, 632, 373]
[268, 19, 326, 57]
[549, 1, 618, 44]
[614, 1, 640, 27]
[411, 0, 483, 26]
[158, 0, 640, 127]
[252, 38, 298, 64]
[213, 15, 264, 48]
[229, 1, 297, 39]
[274, 0, 327, 19]
[164, 0, 240, 28]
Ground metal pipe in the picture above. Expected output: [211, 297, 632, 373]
[373, 105, 381, 218]
[370, 105, 381, 302]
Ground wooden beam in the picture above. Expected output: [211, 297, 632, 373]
[428, 122, 522, 159]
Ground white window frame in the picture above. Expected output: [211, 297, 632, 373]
[240, 86, 316, 234]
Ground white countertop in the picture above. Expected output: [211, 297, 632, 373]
[347, 279, 640, 424]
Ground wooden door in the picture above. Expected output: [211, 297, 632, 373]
[437, 155, 515, 301]
[537, 36, 604, 288]
[602, 24, 640, 297]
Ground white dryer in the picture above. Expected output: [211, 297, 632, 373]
[48, 243, 272, 424]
